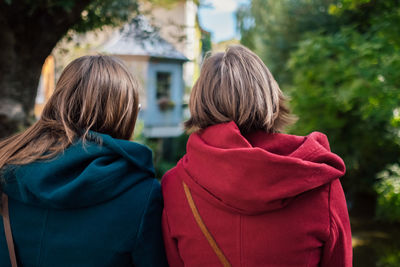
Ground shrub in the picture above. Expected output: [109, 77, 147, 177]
[375, 164, 400, 222]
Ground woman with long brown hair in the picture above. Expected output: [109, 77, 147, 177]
[0, 55, 167, 267]
[162, 45, 352, 266]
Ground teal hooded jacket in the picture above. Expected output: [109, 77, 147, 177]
[0, 133, 168, 267]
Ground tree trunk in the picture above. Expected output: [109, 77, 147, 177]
[0, 17, 52, 138]
[0, 0, 92, 139]
[0, 54, 44, 138]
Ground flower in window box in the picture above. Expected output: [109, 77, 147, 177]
[157, 96, 175, 111]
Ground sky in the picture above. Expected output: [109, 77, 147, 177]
[198, 0, 250, 43]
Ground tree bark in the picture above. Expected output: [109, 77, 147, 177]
[0, 0, 92, 138]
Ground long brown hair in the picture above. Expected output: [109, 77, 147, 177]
[185, 45, 296, 134]
[0, 55, 139, 174]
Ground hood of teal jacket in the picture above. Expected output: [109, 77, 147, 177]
[3, 132, 154, 209]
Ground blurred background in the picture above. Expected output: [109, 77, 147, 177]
[0, 0, 399, 266]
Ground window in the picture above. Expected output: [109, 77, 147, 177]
[156, 72, 171, 99]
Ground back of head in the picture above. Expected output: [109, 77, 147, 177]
[0, 55, 139, 170]
[43, 55, 139, 141]
[185, 45, 295, 134]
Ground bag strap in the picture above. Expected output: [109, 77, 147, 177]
[1, 193, 18, 267]
[182, 181, 231, 267]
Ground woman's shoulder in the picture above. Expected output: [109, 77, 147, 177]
[123, 177, 161, 203]
[161, 159, 184, 186]
[160, 159, 189, 203]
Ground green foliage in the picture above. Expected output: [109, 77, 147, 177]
[1, 0, 80, 17]
[10, 0, 182, 36]
[237, 0, 339, 84]
[375, 164, 400, 223]
[201, 29, 212, 56]
[72, 0, 139, 33]
[134, 121, 189, 179]
[153, 134, 189, 178]
[146, 0, 182, 8]
[287, 3, 400, 194]
[377, 249, 400, 267]
[329, 0, 400, 33]
[236, 3, 256, 50]
[155, 160, 177, 179]
[329, 0, 372, 15]
[239, 0, 400, 204]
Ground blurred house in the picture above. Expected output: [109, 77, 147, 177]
[103, 16, 188, 138]
[143, 0, 201, 87]
[104, 0, 203, 138]
[34, 56, 55, 118]
[37, 0, 207, 138]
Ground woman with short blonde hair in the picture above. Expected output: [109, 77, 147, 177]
[162, 45, 352, 267]
[185, 45, 293, 134]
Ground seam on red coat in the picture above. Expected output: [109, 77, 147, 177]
[180, 164, 249, 214]
[163, 209, 173, 237]
[305, 248, 312, 267]
[299, 146, 322, 162]
[327, 181, 333, 241]
[240, 215, 244, 267]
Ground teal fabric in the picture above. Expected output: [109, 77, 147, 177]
[0, 133, 168, 267]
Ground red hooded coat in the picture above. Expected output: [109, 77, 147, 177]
[162, 122, 352, 267]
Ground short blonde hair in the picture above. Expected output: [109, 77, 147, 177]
[185, 45, 295, 134]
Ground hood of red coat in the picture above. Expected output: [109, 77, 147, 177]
[178, 121, 345, 215]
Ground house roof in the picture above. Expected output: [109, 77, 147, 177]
[102, 16, 188, 61]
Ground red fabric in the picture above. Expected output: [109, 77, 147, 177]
[162, 122, 352, 267]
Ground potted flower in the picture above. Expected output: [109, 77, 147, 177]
[157, 96, 175, 111]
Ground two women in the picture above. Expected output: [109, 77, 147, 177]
[0, 45, 352, 267]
